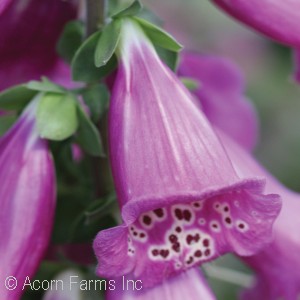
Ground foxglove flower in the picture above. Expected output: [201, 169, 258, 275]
[219, 133, 300, 300]
[211, 0, 300, 82]
[93, 19, 281, 288]
[107, 268, 216, 300]
[179, 53, 300, 299]
[0, 98, 56, 299]
[179, 52, 258, 151]
[0, 0, 76, 91]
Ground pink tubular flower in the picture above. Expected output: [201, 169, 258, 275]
[179, 52, 258, 151]
[0, 0, 76, 91]
[220, 133, 300, 300]
[93, 19, 281, 288]
[179, 52, 300, 299]
[211, 0, 300, 48]
[0, 98, 56, 300]
[107, 268, 216, 300]
[210, 0, 300, 82]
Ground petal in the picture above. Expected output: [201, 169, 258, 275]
[0, 99, 56, 299]
[0, 0, 76, 90]
[94, 19, 281, 288]
[179, 52, 258, 151]
[218, 131, 300, 300]
[212, 0, 300, 48]
[107, 268, 216, 300]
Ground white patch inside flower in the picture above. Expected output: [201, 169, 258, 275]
[198, 218, 206, 226]
[235, 220, 249, 232]
[129, 225, 148, 243]
[210, 220, 221, 232]
[172, 205, 195, 225]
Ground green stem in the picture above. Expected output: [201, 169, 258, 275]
[85, 0, 107, 37]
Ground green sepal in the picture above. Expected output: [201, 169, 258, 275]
[0, 85, 38, 110]
[134, 16, 183, 52]
[155, 45, 179, 71]
[0, 113, 17, 136]
[72, 31, 117, 82]
[36, 92, 78, 141]
[56, 20, 84, 63]
[180, 77, 200, 91]
[27, 77, 66, 93]
[94, 19, 122, 68]
[81, 84, 109, 123]
[112, 0, 142, 18]
[76, 103, 105, 157]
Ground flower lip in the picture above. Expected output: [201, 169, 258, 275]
[121, 177, 266, 224]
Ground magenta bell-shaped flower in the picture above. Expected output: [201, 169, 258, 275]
[0, 98, 56, 300]
[93, 19, 281, 288]
[211, 0, 300, 82]
[179, 52, 258, 151]
[0, 0, 76, 91]
[220, 133, 300, 300]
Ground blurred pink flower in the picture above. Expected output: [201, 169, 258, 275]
[0, 98, 56, 300]
[0, 0, 76, 91]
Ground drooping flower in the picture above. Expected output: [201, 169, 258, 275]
[210, 0, 300, 82]
[220, 133, 300, 300]
[178, 52, 258, 151]
[0, 0, 76, 91]
[107, 268, 216, 300]
[0, 98, 56, 300]
[179, 52, 300, 300]
[93, 19, 281, 288]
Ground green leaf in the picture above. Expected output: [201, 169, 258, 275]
[76, 103, 105, 157]
[72, 31, 117, 82]
[0, 113, 17, 136]
[27, 77, 65, 93]
[134, 17, 183, 52]
[155, 45, 179, 71]
[112, 0, 142, 18]
[37, 93, 78, 141]
[0, 85, 37, 110]
[180, 77, 200, 91]
[137, 7, 163, 26]
[56, 20, 84, 63]
[94, 19, 122, 68]
[81, 84, 109, 123]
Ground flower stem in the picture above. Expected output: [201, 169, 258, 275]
[85, 0, 107, 37]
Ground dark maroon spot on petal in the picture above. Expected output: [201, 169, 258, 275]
[238, 223, 245, 229]
[225, 217, 232, 224]
[152, 249, 159, 256]
[195, 234, 200, 242]
[140, 233, 145, 238]
[175, 226, 182, 233]
[153, 208, 164, 218]
[186, 256, 194, 264]
[175, 209, 183, 220]
[160, 249, 169, 258]
[172, 242, 180, 253]
[186, 234, 193, 245]
[169, 234, 178, 243]
[183, 210, 192, 222]
[224, 206, 229, 212]
[194, 250, 202, 258]
[130, 227, 134, 231]
[143, 215, 152, 226]
[212, 223, 218, 228]
[203, 239, 209, 247]
[204, 249, 211, 257]
[193, 202, 200, 208]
